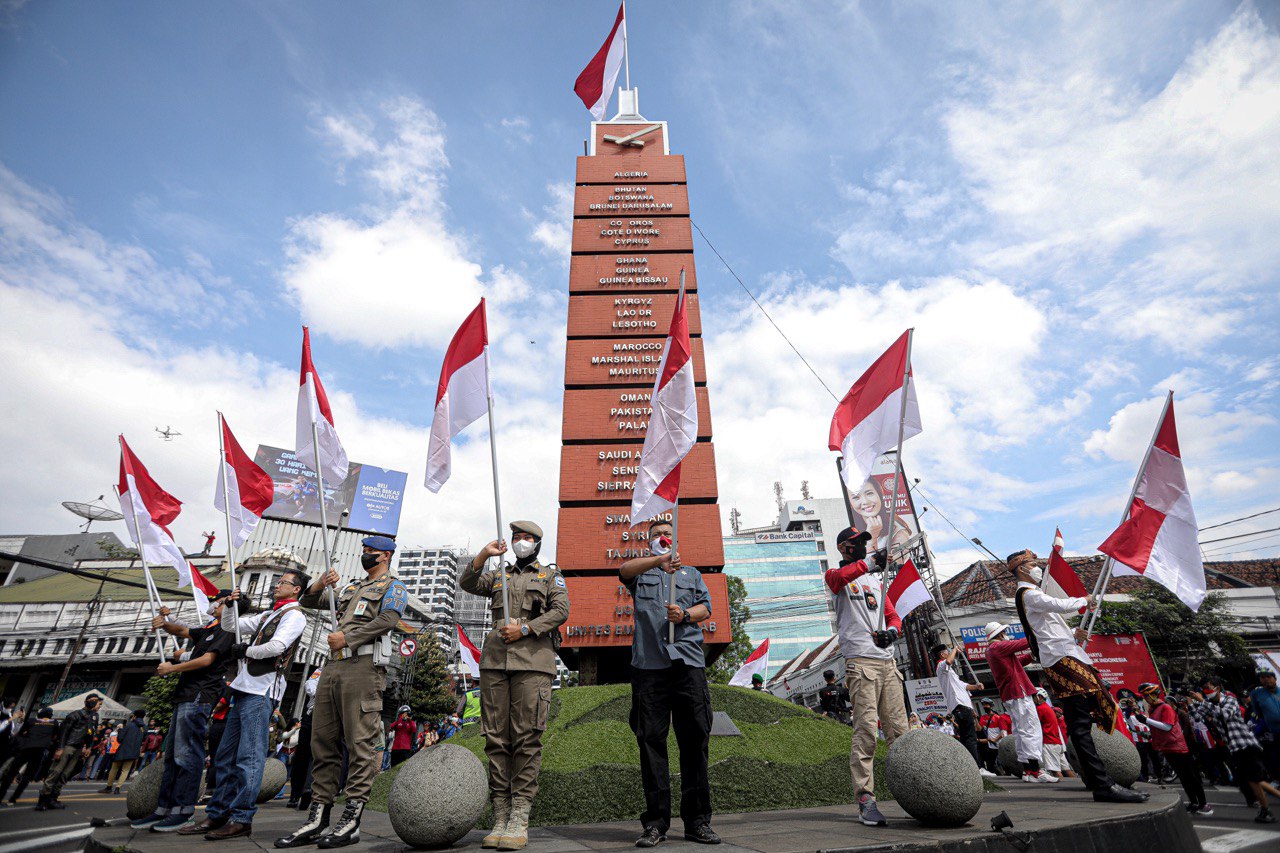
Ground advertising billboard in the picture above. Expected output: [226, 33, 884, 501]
[1087, 633, 1162, 697]
[960, 622, 1028, 663]
[839, 452, 922, 552]
[253, 445, 407, 536]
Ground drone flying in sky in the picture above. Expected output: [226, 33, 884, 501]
[155, 426, 181, 441]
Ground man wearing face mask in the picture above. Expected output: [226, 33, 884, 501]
[460, 520, 569, 851]
[1009, 549, 1147, 804]
[277, 535, 407, 849]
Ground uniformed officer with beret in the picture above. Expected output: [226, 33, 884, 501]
[277, 535, 407, 849]
[460, 520, 569, 852]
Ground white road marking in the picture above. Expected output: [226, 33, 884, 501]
[1200, 829, 1280, 853]
[0, 826, 92, 853]
[0, 825, 83, 840]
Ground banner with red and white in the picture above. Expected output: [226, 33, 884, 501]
[214, 413, 274, 548]
[117, 436, 190, 587]
[296, 326, 349, 485]
[190, 562, 222, 620]
[829, 329, 922, 490]
[573, 3, 626, 121]
[1098, 393, 1206, 611]
[729, 638, 769, 687]
[425, 299, 490, 493]
[886, 558, 933, 619]
[630, 282, 696, 525]
[1042, 527, 1089, 602]
[457, 623, 482, 679]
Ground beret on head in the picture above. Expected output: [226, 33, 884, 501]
[510, 520, 544, 540]
[362, 535, 397, 552]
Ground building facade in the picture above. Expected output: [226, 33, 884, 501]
[396, 547, 463, 656]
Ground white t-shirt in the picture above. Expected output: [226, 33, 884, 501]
[936, 658, 972, 712]
[223, 604, 306, 700]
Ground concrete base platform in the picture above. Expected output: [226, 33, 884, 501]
[86, 787, 1197, 853]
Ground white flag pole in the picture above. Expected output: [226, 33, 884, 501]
[1083, 390, 1173, 643]
[622, 1, 631, 91]
[216, 412, 242, 643]
[310, 421, 341, 634]
[668, 501, 679, 646]
[112, 479, 168, 664]
[483, 344, 511, 625]
[877, 328, 915, 632]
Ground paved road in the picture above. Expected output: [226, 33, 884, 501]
[1188, 783, 1280, 853]
[0, 780, 126, 853]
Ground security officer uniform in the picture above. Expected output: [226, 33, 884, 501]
[282, 535, 407, 849]
[38, 696, 99, 810]
[818, 672, 852, 725]
[458, 520, 569, 851]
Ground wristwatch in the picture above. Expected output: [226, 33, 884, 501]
[520, 624, 530, 637]
[681, 610, 692, 624]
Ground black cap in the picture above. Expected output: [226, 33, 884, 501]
[836, 527, 872, 547]
[823, 669, 835, 680]
[981, 698, 993, 705]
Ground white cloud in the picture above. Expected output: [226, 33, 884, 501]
[528, 182, 574, 260]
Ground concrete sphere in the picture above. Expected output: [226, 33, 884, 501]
[125, 758, 207, 818]
[388, 744, 488, 849]
[1066, 725, 1142, 787]
[886, 728, 984, 827]
[257, 757, 288, 803]
[997, 736, 1022, 776]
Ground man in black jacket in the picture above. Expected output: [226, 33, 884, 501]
[0, 708, 57, 806]
[38, 693, 100, 810]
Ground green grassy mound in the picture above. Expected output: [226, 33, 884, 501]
[370, 683, 892, 826]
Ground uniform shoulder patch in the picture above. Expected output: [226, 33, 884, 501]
[536, 571, 547, 579]
[554, 576, 566, 588]
[381, 580, 408, 615]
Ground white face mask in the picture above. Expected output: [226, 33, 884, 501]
[1028, 567, 1044, 584]
[512, 539, 537, 560]
[650, 534, 672, 557]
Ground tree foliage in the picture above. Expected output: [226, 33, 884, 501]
[708, 574, 754, 684]
[141, 674, 177, 730]
[1091, 585, 1252, 686]
[403, 629, 457, 718]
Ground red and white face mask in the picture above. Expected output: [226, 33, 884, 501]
[650, 534, 673, 557]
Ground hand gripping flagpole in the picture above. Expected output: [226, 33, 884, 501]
[113, 480, 168, 664]
[216, 412, 242, 643]
[1083, 390, 1172, 644]
[484, 343, 511, 625]
[310, 423, 341, 633]
[878, 328, 915, 632]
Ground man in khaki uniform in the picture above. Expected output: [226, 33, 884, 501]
[276, 535, 408, 849]
[460, 521, 569, 851]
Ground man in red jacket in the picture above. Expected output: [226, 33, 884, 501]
[1134, 683, 1210, 815]
[825, 528, 903, 827]
[984, 621, 1056, 783]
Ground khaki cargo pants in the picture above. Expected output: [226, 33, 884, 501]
[480, 669, 552, 800]
[846, 656, 909, 799]
[40, 748, 82, 800]
[309, 655, 386, 805]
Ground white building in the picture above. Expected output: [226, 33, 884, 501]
[397, 547, 464, 656]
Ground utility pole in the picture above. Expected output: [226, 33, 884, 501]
[51, 574, 107, 704]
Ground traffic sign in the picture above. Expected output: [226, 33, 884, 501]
[399, 638, 417, 657]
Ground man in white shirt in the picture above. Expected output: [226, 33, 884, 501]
[932, 644, 996, 778]
[178, 567, 309, 839]
[1008, 549, 1148, 804]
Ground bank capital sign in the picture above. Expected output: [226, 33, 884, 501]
[754, 531, 818, 544]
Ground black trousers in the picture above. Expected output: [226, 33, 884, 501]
[1060, 693, 1115, 791]
[980, 743, 1000, 773]
[1163, 751, 1206, 809]
[952, 706, 981, 766]
[0, 747, 46, 802]
[289, 712, 313, 800]
[629, 663, 712, 834]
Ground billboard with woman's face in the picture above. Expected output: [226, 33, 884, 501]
[838, 452, 921, 552]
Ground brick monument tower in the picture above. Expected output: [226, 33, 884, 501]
[556, 95, 729, 684]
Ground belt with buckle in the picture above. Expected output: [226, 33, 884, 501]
[331, 644, 374, 662]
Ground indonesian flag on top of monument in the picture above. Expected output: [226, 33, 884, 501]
[730, 638, 770, 687]
[630, 282, 696, 525]
[574, 3, 626, 120]
[296, 327, 349, 485]
[1042, 527, 1089, 603]
[190, 562, 221, 620]
[425, 299, 491, 493]
[886, 559, 933, 619]
[457, 624, 482, 679]
[829, 329, 922, 489]
[117, 436, 191, 586]
[1098, 393, 1207, 611]
[214, 413, 274, 548]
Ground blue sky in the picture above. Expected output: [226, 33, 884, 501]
[2, 0, 1278, 577]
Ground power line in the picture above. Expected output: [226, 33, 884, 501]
[691, 219, 840, 402]
[909, 485, 997, 564]
[1198, 525, 1280, 547]
[1199, 506, 1280, 532]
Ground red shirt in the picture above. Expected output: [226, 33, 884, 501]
[979, 713, 1011, 742]
[1036, 702, 1064, 745]
[1147, 702, 1187, 754]
[390, 717, 417, 751]
[985, 638, 1036, 701]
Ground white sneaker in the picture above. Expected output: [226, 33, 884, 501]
[979, 768, 998, 779]
[1023, 771, 1059, 783]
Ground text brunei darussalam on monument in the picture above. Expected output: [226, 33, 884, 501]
[556, 97, 729, 684]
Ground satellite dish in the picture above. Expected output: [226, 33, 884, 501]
[62, 500, 124, 533]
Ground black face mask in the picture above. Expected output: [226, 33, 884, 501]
[361, 553, 382, 571]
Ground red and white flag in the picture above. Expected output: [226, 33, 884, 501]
[190, 562, 221, 620]
[1042, 528, 1089, 602]
[630, 281, 696, 525]
[457, 624, 481, 679]
[117, 436, 191, 587]
[214, 413, 274, 548]
[730, 638, 770, 687]
[425, 299, 490, 493]
[886, 558, 933, 619]
[1098, 393, 1206, 611]
[296, 326, 349, 485]
[573, 3, 626, 120]
[829, 329, 922, 489]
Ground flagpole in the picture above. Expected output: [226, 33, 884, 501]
[483, 344, 511, 625]
[877, 328, 915, 632]
[217, 413, 242, 643]
[310, 423, 341, 633]
[113, 470, 169, 664]
[1083, 390, 1173, 643]
[668, 501, 679, 645]
[292, 528, 325, 720]
[919, 532, 978, 681]
[622, 0, 631, 91]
